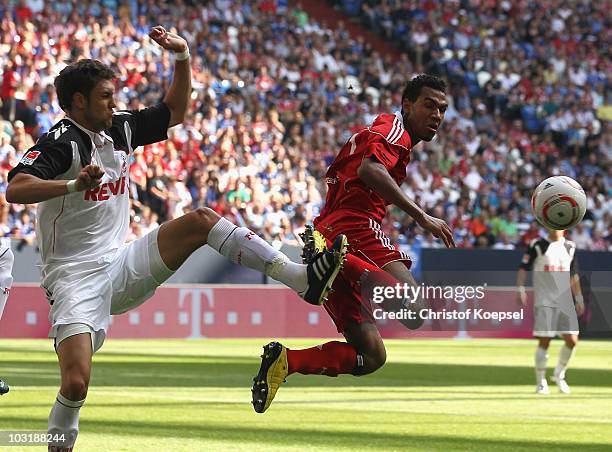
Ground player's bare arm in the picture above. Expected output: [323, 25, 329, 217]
[6, 164, 104, 204]
[149, 25, 192, 127]
[571, 273, 585, 316]
[357, 157, 455, 248]
[516, 267, 528, 307]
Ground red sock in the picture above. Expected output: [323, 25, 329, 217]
[287, 341, 358, 376]
[337, 253, 399, 290]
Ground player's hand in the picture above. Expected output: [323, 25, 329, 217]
[416, 213, 456, 248]
[149, 26, 188, 53]
[575, 301, 585, 317]
[75, 164, 104, 191]
[516, 291, 527, 307]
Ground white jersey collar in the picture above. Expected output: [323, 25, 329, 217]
[64, 117, 114, 147]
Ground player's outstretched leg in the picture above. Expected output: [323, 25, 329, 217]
[0, 378, 8, 395]
[157, 210, 347, 306]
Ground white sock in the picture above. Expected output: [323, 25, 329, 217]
[554, 345, 575, 380]
[207, 218, 307, 292]
[535, 346, 548, 383]
[48, 393, 84, 449]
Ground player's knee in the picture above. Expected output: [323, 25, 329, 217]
[192, 208, 220, 232]
[357, 347, 386, 375]
[565, 337, 578, 348]
[372, 347, 387, 370]
[538, 339, 551, 349]
[183, 207, 221, 242]
[62, 372, 89, 400]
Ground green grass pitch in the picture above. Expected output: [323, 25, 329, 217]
[1, 338, 611, 451]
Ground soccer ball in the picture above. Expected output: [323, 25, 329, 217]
[531, 176, 587, 230]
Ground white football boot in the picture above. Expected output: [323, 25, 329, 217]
[536, 379, 550, 394]
[551, 374, 571, 394]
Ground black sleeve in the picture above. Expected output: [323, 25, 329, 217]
[519, 240, 538, 271]
[8, 140, 73, 182]
[118, 103, 171, 149]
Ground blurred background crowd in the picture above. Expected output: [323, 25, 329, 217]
[0, 0, 610, 254]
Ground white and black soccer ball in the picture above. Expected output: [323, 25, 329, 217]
[531, 176, 587, 231]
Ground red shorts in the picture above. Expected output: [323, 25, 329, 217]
[314, 211, 411, 333]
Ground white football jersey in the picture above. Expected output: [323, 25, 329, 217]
[8, 104, 170, 287]
[520, 237, 578, 308]
[37, 120, 131, 268]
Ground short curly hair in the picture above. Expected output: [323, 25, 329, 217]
[54, 59, 116, 111]
[401, 74, 446, 103]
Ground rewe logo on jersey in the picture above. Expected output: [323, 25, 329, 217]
[83, 176, 127, 201]
[21, 150, 41, 165]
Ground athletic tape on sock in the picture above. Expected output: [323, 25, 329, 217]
[57, 393, 85, 408]
[207, 217, 238, 252]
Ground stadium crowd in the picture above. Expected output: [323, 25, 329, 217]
[0, 0, 610, 254]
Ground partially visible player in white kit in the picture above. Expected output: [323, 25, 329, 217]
[516, 228, 585, 395]
[0, 237, 14, 395]
[6, 26, 346, 452]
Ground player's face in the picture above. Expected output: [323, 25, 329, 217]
[84, 79, 116, 132]
[402, 87, 448, 142]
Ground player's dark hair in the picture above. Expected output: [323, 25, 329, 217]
[401, 74, 446, 103]
[54, 59, 115, 111]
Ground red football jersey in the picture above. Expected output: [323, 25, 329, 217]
[315, 113, 413, 225]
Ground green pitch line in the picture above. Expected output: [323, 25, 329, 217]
[1, 339, 611, 451]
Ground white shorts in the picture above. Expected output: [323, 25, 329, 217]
[47, 227, 174, 352]
[54, 323, 106, 354]
[533, 305, 579, 337]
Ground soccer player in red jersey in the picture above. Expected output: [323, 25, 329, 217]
[252, 74, 456, 413]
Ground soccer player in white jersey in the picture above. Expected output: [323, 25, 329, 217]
[0, 238, 14, 395]
[6, 26, 346, 451]
[516, 228, 585, 395]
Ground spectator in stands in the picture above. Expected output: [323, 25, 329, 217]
[0, 0, 609, 252]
